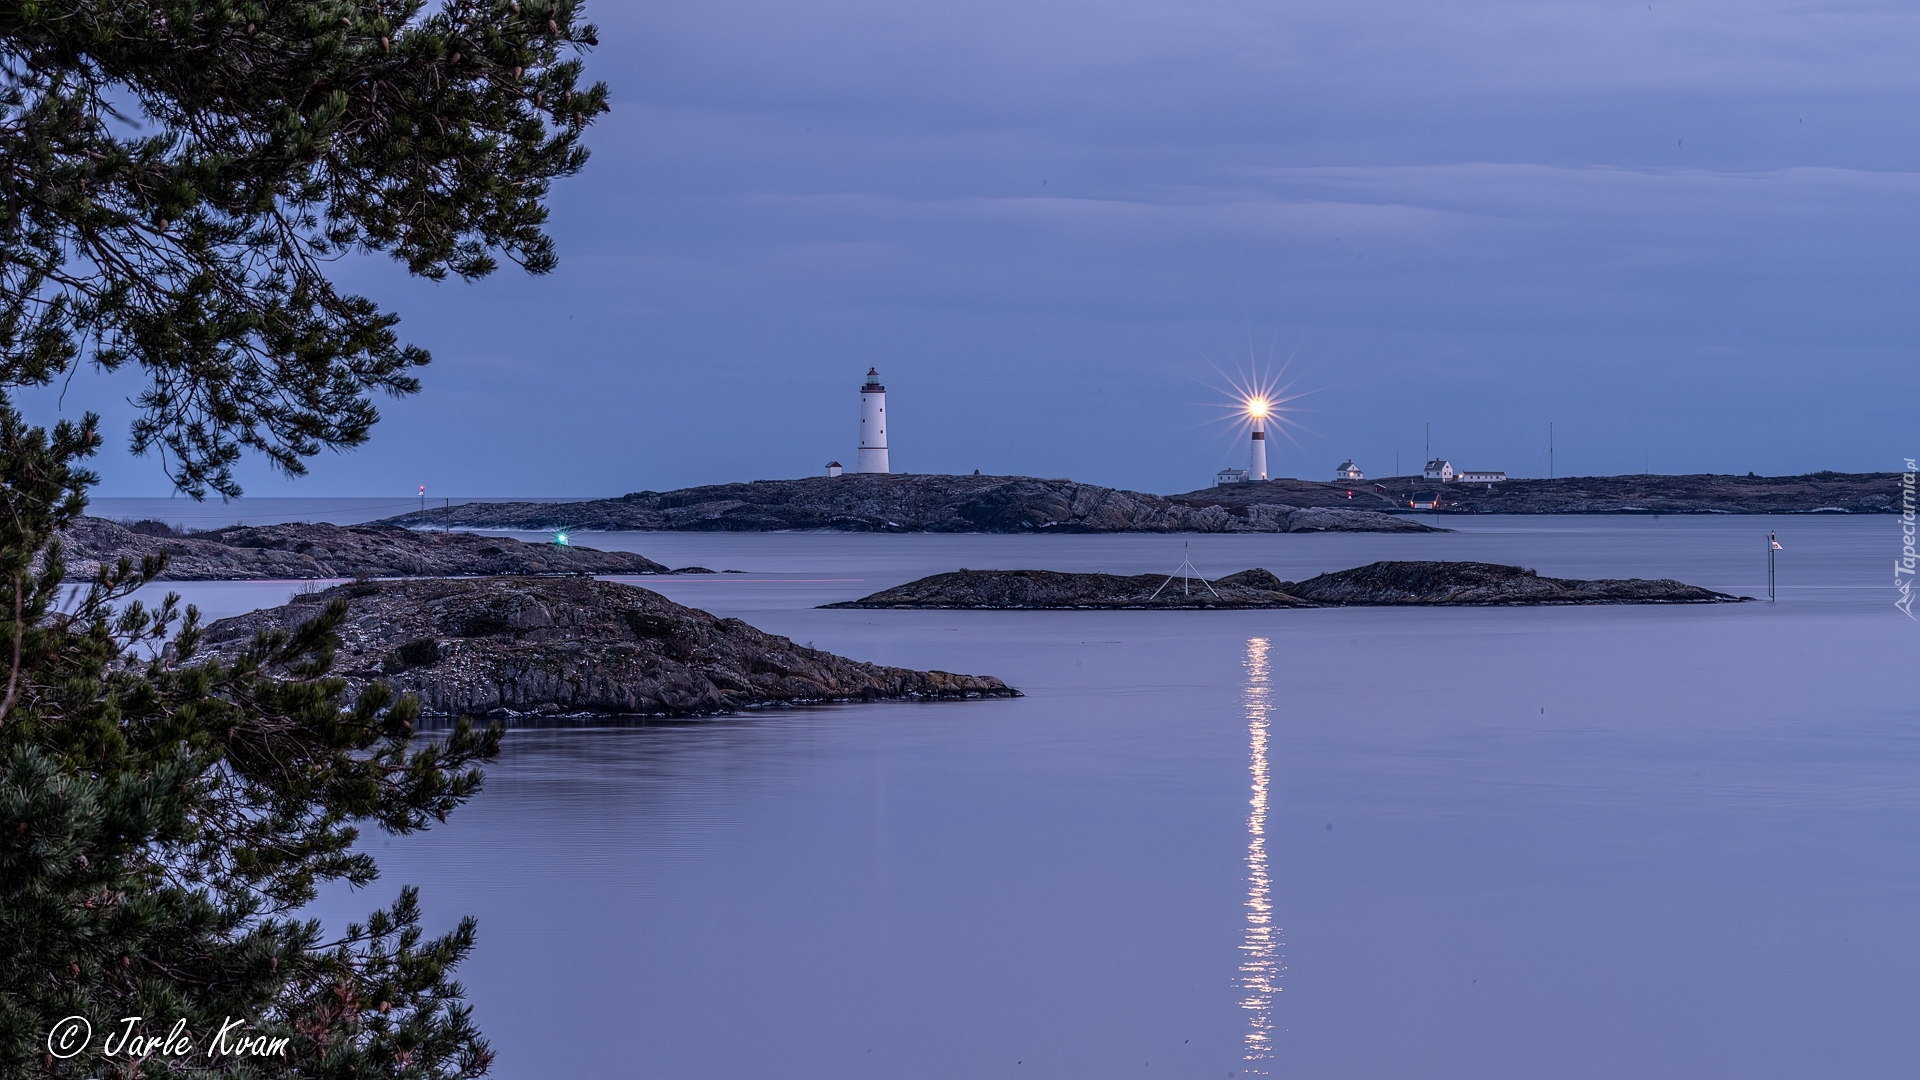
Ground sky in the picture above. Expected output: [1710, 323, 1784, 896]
[48, 0, 1920, 497]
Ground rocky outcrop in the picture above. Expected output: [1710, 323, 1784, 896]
[376, 475, 1442, 534]
[1280, 561, 1741, 604]
[199, 577, 1018, 718]
[1174, 471, 1901, 515]
[824, 568, 1314, 609]
[825, 561, 1742, 609]
[56, 517, 683, 581]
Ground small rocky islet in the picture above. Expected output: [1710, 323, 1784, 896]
[199, 577, 1019, 719]
[56, 516, 703, 580]
[824, 561, 1744, 609]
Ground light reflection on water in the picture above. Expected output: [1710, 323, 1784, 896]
[1240, 636, 1280, 1072]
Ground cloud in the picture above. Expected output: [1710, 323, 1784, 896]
[75, 0, 1920, 495]
[617, 0, 1920, 120]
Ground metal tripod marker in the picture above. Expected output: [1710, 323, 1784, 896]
[1150, 541, 1221, 600]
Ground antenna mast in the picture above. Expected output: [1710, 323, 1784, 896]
[1149, 541, 1222, 600]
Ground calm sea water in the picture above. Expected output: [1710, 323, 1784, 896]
[152, 516, 1913, 1079]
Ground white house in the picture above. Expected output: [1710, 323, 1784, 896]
[1216, 468, 1250, 486]
[1423, 459, 1454, 481]
[1456, 470, 1506, 484]
[826, 461, 843, 477]
[1335, 460, 1364, 482]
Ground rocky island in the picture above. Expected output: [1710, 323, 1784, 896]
[824, 561, 1743, 609]
[200, 577, 1018, 718]
[378, 474, 1441, 533]
[373, 470, 1899, 536]
[57, 517, 691, 580]
[1173, 470, 1898, 515]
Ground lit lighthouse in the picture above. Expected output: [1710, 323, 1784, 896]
[857, 367, 889, 474]
[1247, 396, 1269, 481]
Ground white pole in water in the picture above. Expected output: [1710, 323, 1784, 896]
[1768, 531, 1781, 601]
[857, 368, 890, 474]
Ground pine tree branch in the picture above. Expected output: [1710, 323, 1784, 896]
[0, 571, 20, 725]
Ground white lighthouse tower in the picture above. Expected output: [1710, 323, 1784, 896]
[1247, 397, 1269, 481]
[857, 367, 890, 474]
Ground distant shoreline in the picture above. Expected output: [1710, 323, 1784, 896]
[1178, 471, 1897, 516]
[368, 471, 1898, 534]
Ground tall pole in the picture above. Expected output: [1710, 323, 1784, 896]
[1549, 423, 1554, 480]
[1768, 531, 1776, 602]
[419, 484, 425, 520]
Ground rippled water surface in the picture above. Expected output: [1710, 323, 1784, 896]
[160, 516, 1914, 1079]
